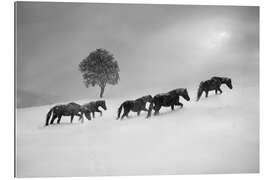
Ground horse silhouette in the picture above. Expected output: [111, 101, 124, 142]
[197, 76, 233, 101]
[45, 102, 89, 126]
[146, 88, 190, 118]
[117, 95, 152, 120]
[82, 100, 107, 120]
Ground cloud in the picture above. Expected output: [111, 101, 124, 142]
[16, 3, 259, 107]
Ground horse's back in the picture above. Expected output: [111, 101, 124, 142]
[153, 93, 177, 106]
[211, 76, 227, 83]
[134, 98, 147, 110]
[68, 102, 81, 108]
[123, 100, 134, 107]
[168, 88, 184, 95]
[83, 101, 96, 111]
[204, 79, 221, 90]
[155, 92, 170, 98]
[53, 104, 65, 113]
[211, 76, 220, 79]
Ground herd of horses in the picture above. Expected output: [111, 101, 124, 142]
[45, 76, 233, 126]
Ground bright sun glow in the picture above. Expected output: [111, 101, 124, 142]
[206, 31, 230, 49]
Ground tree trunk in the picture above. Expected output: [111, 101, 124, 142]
[99, 85, 105, 98]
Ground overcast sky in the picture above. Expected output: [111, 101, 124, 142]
[16, 2, 259, 107]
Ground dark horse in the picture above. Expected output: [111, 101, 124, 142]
[45, 102, 88, 126]
[197, 76, 233, 101]
[117, 95, 152, 120]
[146, 88, 190, 118]
[82, 100, 107, 120]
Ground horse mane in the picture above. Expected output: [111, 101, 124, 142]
[143, 95, 152, 99]
[223, 77, 232, 89]
[168, 88, 188, 97]
[211, 76, 231, 84]
[135, 95, 152, 103]
[96, 100, 105, 104]
[224, 77, 231, 82]
[96, 100, 107, 110]
[68, 102, 77, 104]
[68, 102, 79, 106]
[215, 77, 232, 88]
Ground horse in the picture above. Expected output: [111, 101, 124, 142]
[117, 95, 152, 120]
[197, 76, 233, 101]
[82, 100, 107, 120]
[146, 88, 190, 118]
[45, 102, 89, 126]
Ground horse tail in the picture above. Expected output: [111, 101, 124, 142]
[146, 99, 154, 118]
[45, 107, 54, 126]
[117, 103, 124, 119]
[197, 81, 204, 101]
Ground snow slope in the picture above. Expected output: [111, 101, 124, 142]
[16, 86, 259, 177]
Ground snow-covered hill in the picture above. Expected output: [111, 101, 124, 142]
[16, 86, 259, 177]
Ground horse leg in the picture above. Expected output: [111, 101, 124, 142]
[96, 109, 102, 116]
[175, 102, 183, 108]
[50, 114, 57, 124]
[78, 112, 83, 121]
[45, 117, 50, 126]
[121, 108, 127, 120]
[137, 110, 141, 116]
[85, 112, 91, 121]
[154, 106, 161, 116]
[215, 89, 218, 94]
[171, 105, 175, 111]
[125, 110, 130, 118]
[205, 91, 209, 98]
[79, 113, 84, 123]
[70, 115, 74, 123]
[142, 107, 148, 112]
[81, 117, 84, 123]
[81, 113, 84, 122]
[121, 109, 129, 120]
[92, 112, 95, 118]
[218, 87, 223, 94]
[57, 115, 62, 124]
[74, 113, 81, 122]
[45, 119, 50, 126]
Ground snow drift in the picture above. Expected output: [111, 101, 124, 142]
[16, 85, 259, 177]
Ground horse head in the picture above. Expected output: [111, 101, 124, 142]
[97, 100, 107, 110]
[182, 88, 190, 101]
[144, 95, 153, 103]
[81, 106, 88, 113]
[172, 88, 190, 101]
[225, 78, 233, 89]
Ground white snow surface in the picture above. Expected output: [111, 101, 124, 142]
[16, 86, 259, 177]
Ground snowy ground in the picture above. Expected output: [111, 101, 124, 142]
[16, 86, 259, 177]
